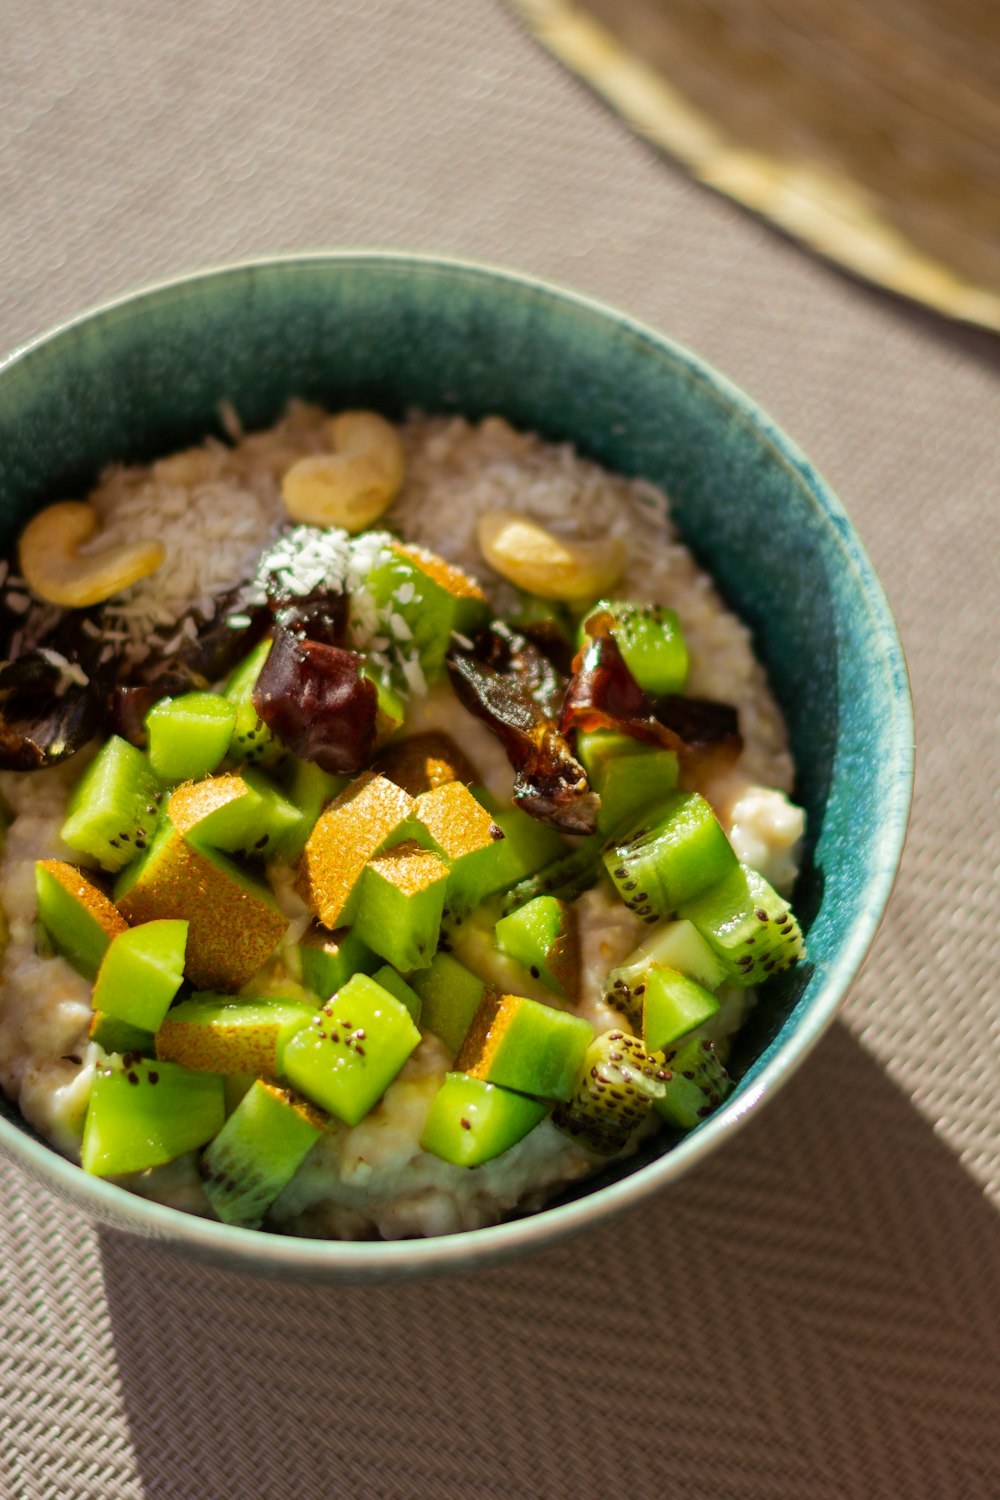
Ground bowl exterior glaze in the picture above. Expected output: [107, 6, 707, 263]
[0, 255, 913, 1280]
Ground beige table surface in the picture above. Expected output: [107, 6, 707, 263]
[1, 2, 998, 1495]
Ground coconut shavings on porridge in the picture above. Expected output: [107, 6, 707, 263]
[0, 403, 805, 1239]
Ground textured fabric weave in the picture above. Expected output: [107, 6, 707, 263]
[1, 1, 998, 1495]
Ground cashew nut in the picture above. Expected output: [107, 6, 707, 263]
[477, 510, 625, 604]
[18, 501, 166, 609]
[281, 411, 405, 532]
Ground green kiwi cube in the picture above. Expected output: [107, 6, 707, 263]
[576, 730, 679, 838]
[297, 773, 418, 928]
[146, 692, 237, 784]
[583, 599, 689, 696]
[653, 1036, 732, 1129]
[371, 965, 422, 1023]
[115, 819, 287, 992]
[409, 953, 486, 1055]
[642, 964, 720, 1052]
[413, 781, 507, 914]
[59, 735, 162, 873]
[603, 791, 738, 920]
[89, 1011, 155, 1056]
[494, 896, 579, 1001]
[353, 840, 451, 972]
[499, 833, 604, 914]
[604, 918, 727, 1025]
[277, 757, 349, 861]
[679, 864, 806, 987]
[224, 638, 278, 766]
[420, 1073, 547, 1167]
[553, 1029, 666, 1154]
[297, 923, 379, 1000]
[223, 1072, 257, 1115]
[91, 918, 188, 1032]
[156, 993, 316, 1077]
[454, 992, 593, 1101]
[81, 1054, 225, 1177]
[200, 1080, 324, 1227]
[35, 860, 129, 980]
[239, 768, 304, 859]
[469, 795, 566, 899]
[282, 972, 422, 1125]
[363, 541, 488, 681]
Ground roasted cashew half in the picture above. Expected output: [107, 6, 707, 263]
[281, 411, 405, 532]
[18, 501, 166, 609]
[477, 510, 625, 604]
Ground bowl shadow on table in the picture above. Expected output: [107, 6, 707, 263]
[98, 1021, 1000, 1500]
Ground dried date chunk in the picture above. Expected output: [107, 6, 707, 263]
[447, 625, 598, 834]
[252, 626, 378, 774]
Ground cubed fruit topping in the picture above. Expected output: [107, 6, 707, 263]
[155, 993, 316, 1078]
[494, 895, 579, 1002]
[553, 1030, 667, 1154]
[35, 860, 128, 980]
[374, 731, 480, 797]
[679, 864, 805, 987]
[409, 953, 487, 1056]
[413, 781, 507, 915]
[653, 1037, 733, 1129]
[352, 840, 451, 972]
[88, 1012, 155, 1057]
[296, 923, 379, 1000]
[91, 918, 188, 1033]
[466, 795, 566, 901]
[81, 1054, 225, 1177]
[370, 965, 423, 1023]
[499, 833, 603, 914]
[575, 729, 679, 838]
[277, 757, 348, 860]
[362, 540, 488, 682]
[420, 1073, 547, 1167]
[581, 599, 689, 696]
[641, 965, 720, 1053]
[169, 767, 301, 860]
[454, 992, 593, 1101]
[603, 791, 738, 920]
[296, 772, 417, 928]
[224, 638, 278, 766]
[59, 735, 162, 873]
[145, 692, 237, 784]
[282, 972, 422, 1126]
[115, 821, 287, 992]
[200, 1080, 325, 1228]
[602, 918, 727, 1029]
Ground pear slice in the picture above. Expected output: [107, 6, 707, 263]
[296, 772, 417, 928]
[374, 731, 481, 796]
[115, 820, 287, 991]
[352, 839, 451, 972]
[413, 781, 506, 916]
[35, 860, 129, 980]
[155, 993, 316, 1078]
[454, 992, 593, 1101]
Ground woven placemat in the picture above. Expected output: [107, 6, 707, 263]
[513, 0, 1000, 331]
[1, 0, 998, 1494]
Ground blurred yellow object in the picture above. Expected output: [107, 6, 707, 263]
[513, 0, 1000, 331]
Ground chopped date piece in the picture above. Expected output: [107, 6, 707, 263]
[252, 626, 378, 774]
[447, 626, 598, 834]
[0, 653, 102, 769]
[269, 584, 349, 647]
[562, 617, 741, 769]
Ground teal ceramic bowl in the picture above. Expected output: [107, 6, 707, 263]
[0, 254, 912, 1280]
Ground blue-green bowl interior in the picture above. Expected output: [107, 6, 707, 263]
[0, 256, 912, 1277]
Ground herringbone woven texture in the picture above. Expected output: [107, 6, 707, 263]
[1, 1, 998, 1495]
